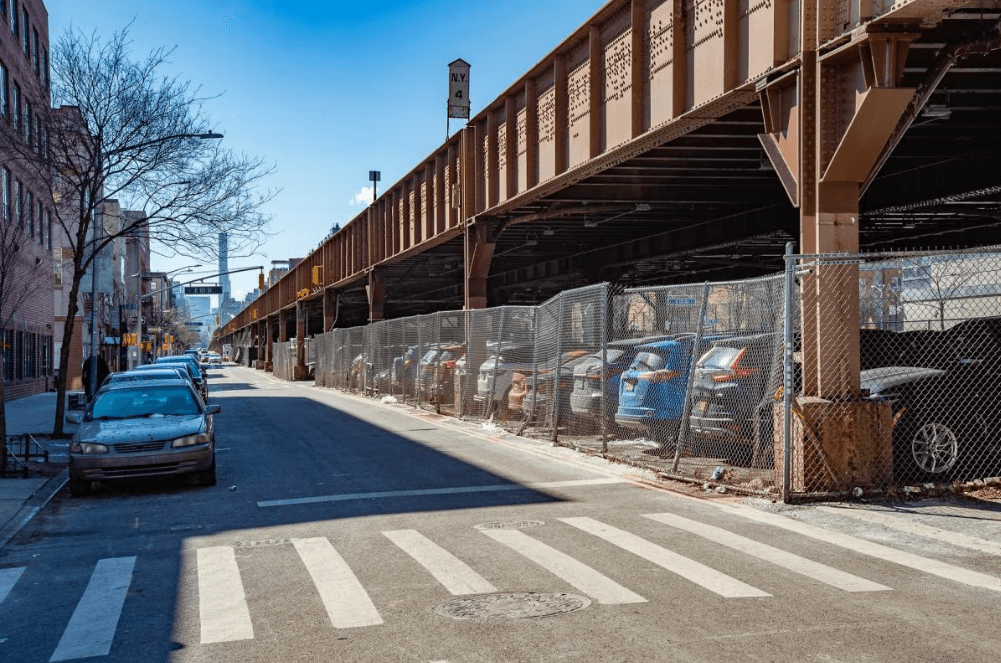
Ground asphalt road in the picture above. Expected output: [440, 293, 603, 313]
[1, 365, 1001, 663]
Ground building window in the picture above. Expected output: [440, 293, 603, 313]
[23, 98, 30, 142]
[36, 198, 42, 242]
[33, 113, 40, 154]
[0, 60, 7, 118]
[27, 190, 33, 238]
[14, 331, 22, 380]
[32, 28, 38, 75]
[46, 208, 52, 249]
[14, 179, 22, 226]
[10, 1, 17, 40]
[41, 336, 50, 377]
[12, 81, 19, 132]
[2, 330, 12, 382]
[41, 48, 47, 90]
[21, 7, 28, 57]
[2, 168, 9, 223]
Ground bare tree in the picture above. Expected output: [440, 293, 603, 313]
[1, 26, 277, 436]
[0, 197, 50, 451]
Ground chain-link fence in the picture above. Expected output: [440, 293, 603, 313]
[258, 247, 1001, 500]
[785, 248, 1001, 496]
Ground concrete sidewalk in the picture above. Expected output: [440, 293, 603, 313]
[1, 391, 78, 549]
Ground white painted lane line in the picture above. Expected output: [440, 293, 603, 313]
[480, 529, 646, 604]
[293, 537, 384, 628]
[257, 478, 626, 508]
[197, 547, 254, 644]
[50, 557, 135, 662]
[560, 517, 769, 598]
[816, 506, 1001, 557]
[0, 567, 25, 605]
[383, 530, 497, 595]
[713, 503, 1001, 592]
[642, 513, 889, 593]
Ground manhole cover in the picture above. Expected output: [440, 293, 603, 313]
[473, 520, 545, 530]
[434, 592, 590, 620]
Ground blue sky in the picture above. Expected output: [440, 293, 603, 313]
[43, 0, 604, 301]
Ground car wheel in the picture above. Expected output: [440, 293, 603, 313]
[69, 475, 92, 497]
[197, 455, 217, 487]
[894, 414, 963, 483]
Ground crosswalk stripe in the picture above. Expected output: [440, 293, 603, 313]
[713, 503, 1001, 592]
[293, 537, 384, 628]
[197, 547, 254, 644]
[480, 529, 646, 604]
[816, 506, 1001, 557]
[383, 529, 497, 595]
[642, 513, 890, 593]
[257, 478, 626, 508]
[50, 557, 135, 662]
[560, 517, 770, 598]
[0, 567, 25, 605]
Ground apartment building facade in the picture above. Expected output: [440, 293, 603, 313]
[1, 0, 55, 400]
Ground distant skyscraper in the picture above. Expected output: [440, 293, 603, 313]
[218, 232, 230, 302]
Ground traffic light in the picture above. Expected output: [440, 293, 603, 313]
[258, 272, 265, 290]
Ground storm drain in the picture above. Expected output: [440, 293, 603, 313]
[434, 592, 591, 620]
[473, 520, 545, 530]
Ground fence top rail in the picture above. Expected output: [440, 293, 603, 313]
[786, 246, 1001, 262]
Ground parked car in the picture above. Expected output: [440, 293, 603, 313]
[391, 345, 422, 395]
[152, 356, 208, 400]
[515, 351, 596, 425]
[507, 350, 592, 417]
[688, 333, 779, 461]
[474, 343, 536, 415]
[65, 379, 221, 496]
[861, 317, 1001, 482]
[418, 344, 465, 404]
[102, 367, 199, 397]
[615, 334, 727, 443]
[569, 335, 677, 429]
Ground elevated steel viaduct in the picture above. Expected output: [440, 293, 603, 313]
[219, 0, 1001, 404]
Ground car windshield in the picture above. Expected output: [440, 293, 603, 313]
[630, 351, 667, 372]
[421, 349, 439, 363]
[699, 346, 743, 370]
[90, 386, 200, 420]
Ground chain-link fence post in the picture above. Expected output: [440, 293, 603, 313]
[600, 282, 609, 454]
[672, 282, 709, 469]
[487, 313, 506, 420]
[782, 243, 795, 503]
[551, 292, 566, 443]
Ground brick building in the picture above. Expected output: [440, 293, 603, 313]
[0, 0, 55, 400]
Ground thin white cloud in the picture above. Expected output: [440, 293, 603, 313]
[349, 186, 374, 206]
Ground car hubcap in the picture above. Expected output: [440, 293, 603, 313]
[912, 423, 958, 474]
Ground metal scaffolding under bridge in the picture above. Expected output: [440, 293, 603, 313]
[219, 0, 1001, 399]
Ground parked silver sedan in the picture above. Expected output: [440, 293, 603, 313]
[65, 379, 220, 496]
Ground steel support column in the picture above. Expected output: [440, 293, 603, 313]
[323, 288, 337, 332]
[464, 221, 495, 310]
[294, 301, 309, 380]
[367, 269, 386, 323]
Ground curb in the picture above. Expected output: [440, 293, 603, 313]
[0, 468, 68, 550]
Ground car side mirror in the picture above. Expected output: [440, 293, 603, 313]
[206, 404, 222, 415]
[65, 412, 82, 424]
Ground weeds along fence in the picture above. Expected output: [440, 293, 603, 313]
[261, 247, 1001, 499]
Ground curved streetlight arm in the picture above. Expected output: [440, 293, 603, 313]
[140, 265, 264, 300]
[102, 132, 223, 159]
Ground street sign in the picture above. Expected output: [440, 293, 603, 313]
[667, 297, 697, 306]
[448, 59, 470, 119]
[184, 285, 222, 295]
[184, 321, 203, 327]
